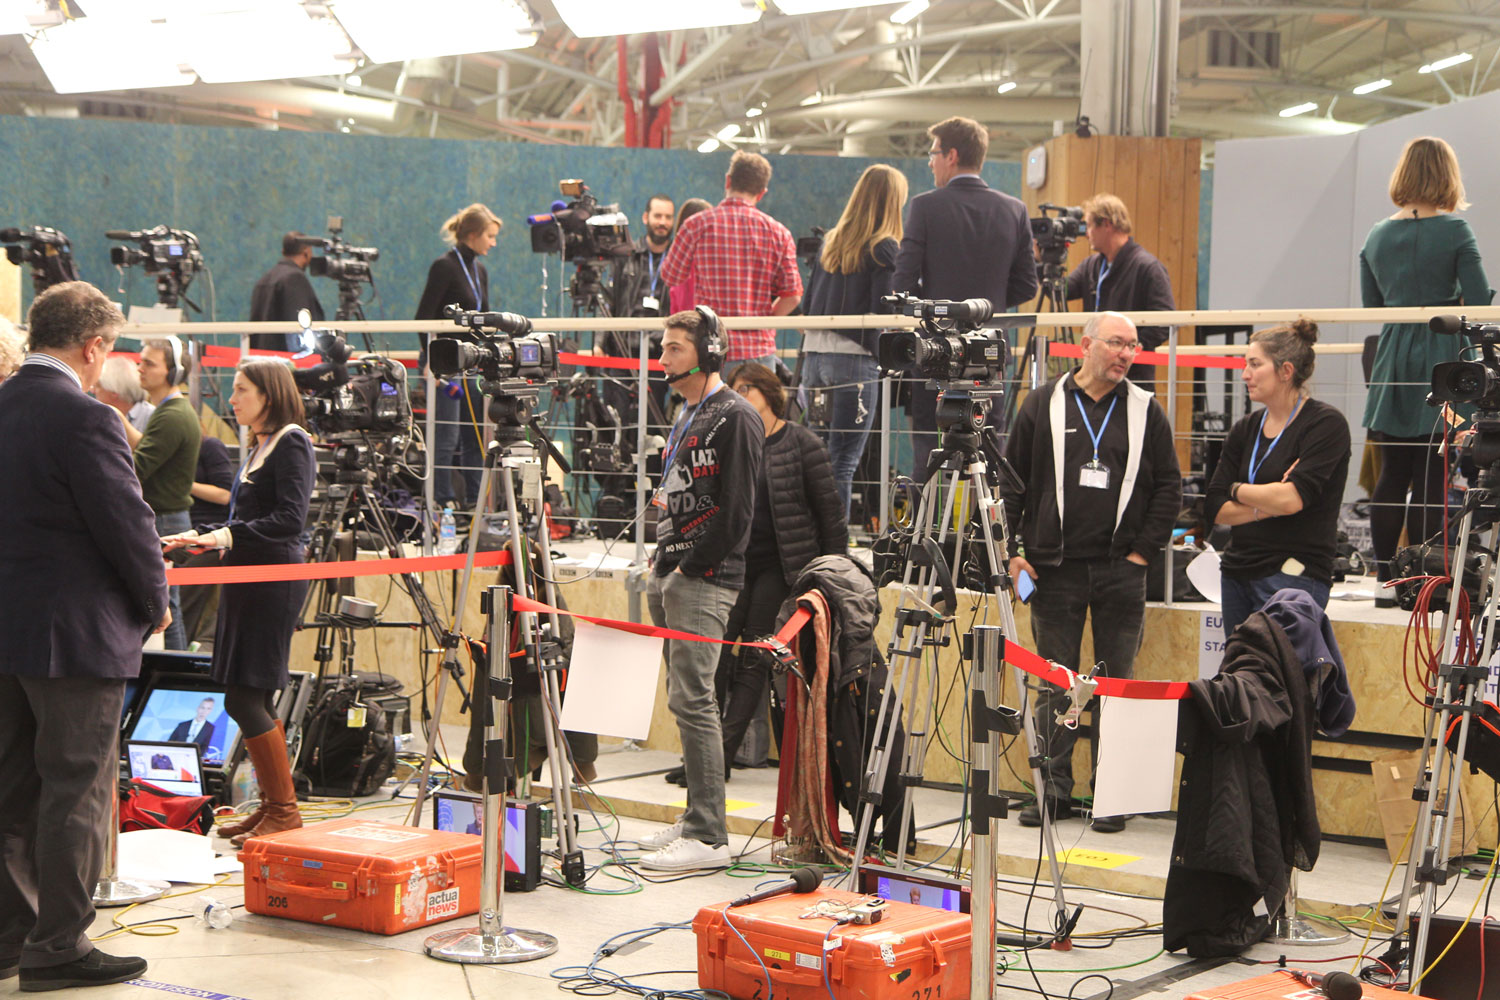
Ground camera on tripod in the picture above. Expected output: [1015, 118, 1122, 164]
[300, 215, 379, 284]
[430, 305, 559, 384]
[289, 310, 411, 437]
[1029, 203, 1085, 254]
[1429, 314, 1500, 411]
[878, 293, 1005, 383]
[106, 225, 204, 310]
[527, 179, 632, 262]
[1, 225, 79, 293]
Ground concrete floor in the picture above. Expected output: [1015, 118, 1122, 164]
[16, 727, 1495, 1000]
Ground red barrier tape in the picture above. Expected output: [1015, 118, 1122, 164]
[1047, 341, 1245, 370]
[164, 549, 510, 586]
[1005, 640, 1191, 700]
[510, 593, 809, 650]
[559, 351, 666, 372]
[201, 345, 321, 369]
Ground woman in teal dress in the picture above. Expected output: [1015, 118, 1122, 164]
[1362, 136, 1492, 602]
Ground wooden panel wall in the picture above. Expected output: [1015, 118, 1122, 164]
[1020, 134, 1201, 465]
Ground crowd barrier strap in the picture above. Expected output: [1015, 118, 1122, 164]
[163, 548, 511, 586]
[1044, 341, 1244, 370]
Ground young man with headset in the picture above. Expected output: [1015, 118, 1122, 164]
[121, 336, 200, 650]
[637, 307, 764, 872]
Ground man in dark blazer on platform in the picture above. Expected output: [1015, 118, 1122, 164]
[0, 281, 170, 992]
[893, 116, 1038, 475]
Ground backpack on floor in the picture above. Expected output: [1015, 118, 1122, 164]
[119, 778, 215, 836]
[297, 678, 396, 797]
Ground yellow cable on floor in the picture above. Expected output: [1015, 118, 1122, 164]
[89, 874, 241, 942]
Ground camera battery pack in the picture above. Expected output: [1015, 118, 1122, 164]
[238, 818, 483, 935]
[694, 888, 971, 1000]
[1183, 972, 1429, 1000]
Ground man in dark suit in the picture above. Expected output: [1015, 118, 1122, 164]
[168, 697, 216, 750]
[0, 281, 170, 991]
[248, 231, 325, 352]
[893, 116, 1038, 475]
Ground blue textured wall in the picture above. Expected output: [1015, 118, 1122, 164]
[0, 116, 1020, 352]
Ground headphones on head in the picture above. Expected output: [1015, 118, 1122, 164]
[694, 305, 726, 375]
[162, 335, 184, 385]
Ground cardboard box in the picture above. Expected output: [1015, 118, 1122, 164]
[1370, 749, 1472, 865]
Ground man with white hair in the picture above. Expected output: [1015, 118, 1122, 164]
[94, 356, 154, 431]
[1000, 311, 1182, 834]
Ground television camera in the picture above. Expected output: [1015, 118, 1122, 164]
[1030, 203, 1085, 257]
[527, 179, 632, 262]
[1429, 314, 1500, 472]
[878, 293, 1006, 384]
[0, 225, 80, 294]
[297, 215, 380, 323]
[106, 225, 205, 311]
[428, 306, 560, 436]
[289, 309, 411, 440]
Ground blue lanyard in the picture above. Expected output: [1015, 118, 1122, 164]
[1248, 397, 1303, 484]
[1095, 257, 1112, 307]
[1073, 389, 1117, 464]
[662, 383, 723, 472]
[452, 249, 482, 307]
[646, 251, 662, 291]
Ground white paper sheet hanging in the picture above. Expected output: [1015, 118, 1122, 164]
[558, 619, 664, 740]
[1090, 696, 1179, 819]
[1186, 546, 1222, 604]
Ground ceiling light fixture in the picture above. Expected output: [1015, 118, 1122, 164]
[746, 106, 763, 118]
[697, 137, 722, 153]
[172, 3, 350, 84]
[346, 73, 363, 87]
[889, 0, 928, 24]
[773, 0, 895, 15]
[1351, 78, 1391, 95]
[1279, 101, 1317, 118]
[30, 17, 196, 93]
[996, 80, 1017, 94]
[552, 0, 759, 39]
[1419, 53, 1472, 74]
[330, 0, 536, 62]
[716, 123, 741, 140]
[799, 91, 823, 106]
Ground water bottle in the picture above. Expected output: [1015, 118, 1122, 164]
[196, 895, 233, 930]
[438, 505, 458, 556]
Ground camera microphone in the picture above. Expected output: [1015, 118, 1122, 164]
[1285, 969, 1362, 1000]
[105, 229, 135, 240]
[527, 201, 572, 226]
[0, 228, 21, 242]
[1430, 314, 1464, 335]
[729, 867, 823, 907]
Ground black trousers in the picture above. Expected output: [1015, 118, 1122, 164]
[1371, 432, 1449, 570]
[1027, 557, 1147, 802]
[0, 675, 124, 970]
[716, 567, 792, 767]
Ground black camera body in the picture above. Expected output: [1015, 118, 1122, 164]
[1430, 314, 1500, 412]
[107, 226, 203, 274]
[1, 225, 80, 292]
[303, 357, 410, 436]
[878, 293, 1006, 383]
[1030, 203, 1085, 248]
[528, 179, 632, 262]
[430, 305, 560, 384]
[301, 216, 379, 285]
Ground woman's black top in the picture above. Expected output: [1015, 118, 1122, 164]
[803, 238, 899, 354]
[747, 422, 848, 586]
[1203, 397, 1351, 584]
[416, 244, 489, 348]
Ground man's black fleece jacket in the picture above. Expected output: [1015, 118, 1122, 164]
[652, 386, 764, 589]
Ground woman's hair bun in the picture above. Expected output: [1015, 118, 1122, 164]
[1291, 318, 1318, 344]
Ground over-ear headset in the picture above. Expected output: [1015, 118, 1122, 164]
[665, 305, 727, 384]
[149, 334, 185, 385]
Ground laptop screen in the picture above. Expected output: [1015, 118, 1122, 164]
[125, 740, 205, 797]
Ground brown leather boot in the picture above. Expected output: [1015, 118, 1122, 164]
[218, 720, 284, 839]
[232, 724, 302, 847]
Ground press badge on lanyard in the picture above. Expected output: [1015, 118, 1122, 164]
[1075, 391, 1116, 490]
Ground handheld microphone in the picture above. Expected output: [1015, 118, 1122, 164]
[730, 867, 822, 907]
[1285, 969, 1362, 1000]
[664, 365, 701, 385]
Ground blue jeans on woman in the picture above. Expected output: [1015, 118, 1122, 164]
[1220, 572, 1331, 639]
[155, 510, 191, 649]
[800, 352, 879, 517]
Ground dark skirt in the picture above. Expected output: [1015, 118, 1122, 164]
[211, 566, 307, 691]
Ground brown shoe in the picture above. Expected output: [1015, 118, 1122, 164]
[232, 725, 302, 847]
[218, 721, 283, 839]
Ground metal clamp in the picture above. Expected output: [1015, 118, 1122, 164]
[1055, 663, 1101, 730]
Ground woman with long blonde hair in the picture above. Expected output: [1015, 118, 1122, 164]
[801, 164, 909, 518]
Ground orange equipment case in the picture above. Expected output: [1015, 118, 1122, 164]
[1184, 971, 1430, 1000]
[694, 887, 971, 1000]
[237, 818, 484, 935]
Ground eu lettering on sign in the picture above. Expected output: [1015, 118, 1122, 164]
[1198, 612, 1225, 679]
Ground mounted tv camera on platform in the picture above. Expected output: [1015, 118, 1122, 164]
[299, 216, 379, 283]
[1029, 202, 1085, 249]
[527, 179, 633, 262]
[106, 225, 205, 311]
[1, 225, 79, 294]
[878, 292, 1006, 383]
[289, 310, 411, 438]
[1429, 314, 1500, 472]
[430, 305, 559, 384]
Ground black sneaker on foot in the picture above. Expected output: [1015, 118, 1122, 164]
[1090, 814, 1126, 834]
[20, 950, 147, 992]
[1017, 798, 1075, 828]
[664, 765, 686, 786]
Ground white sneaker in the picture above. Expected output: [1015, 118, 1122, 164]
[636, 820, 683, 851]
[639, 836, 730, 872]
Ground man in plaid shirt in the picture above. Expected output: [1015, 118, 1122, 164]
[660, 151, 802, 373]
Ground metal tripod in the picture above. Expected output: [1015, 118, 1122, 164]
[849, 387, 1075, 953]
[1386, 464, 1500, 991]
[405, 397, 585, 886]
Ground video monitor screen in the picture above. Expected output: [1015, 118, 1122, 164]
[127, 687, 239, 767]
[435, 795, 529, 877]
[860, 865, 970, 913]
[125, 740, 204, 796]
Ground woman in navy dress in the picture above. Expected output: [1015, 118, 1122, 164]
[163, 360, 314, 844]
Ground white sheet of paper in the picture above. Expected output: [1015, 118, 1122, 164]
[118, 828, 235, 884]
[558, 619, 663, 740]
[1091, 696, 1179, 818]
[1186, 546, 1222, 604]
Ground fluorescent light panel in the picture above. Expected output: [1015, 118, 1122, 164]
[31, 17, 196, 93]
[773, 0, 894, 15]
[1352, 78, 1391, 95]
[889, 0, 928, 24]
[1279, 101, 1317, 118]
[552, 0, 759, 38]
[173, 3, 350, 84]
[745, 106, 763, 117]
[716, 123, 741, 140]
[697, 137, 721, 153]
[1420, 52, 1472, 74]
[0, 0, 37, 35]
[996, 80, 1016, 94]
[330, 0, 536, 63]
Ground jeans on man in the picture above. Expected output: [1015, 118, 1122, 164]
[431, 379, 484, 507]
[648, 570, 738, 847]
[1219, 572, 1331, 640]
[1027, 556, 1147, 803]
[801, 352, 879, 517]
[155, 510, 191, 649]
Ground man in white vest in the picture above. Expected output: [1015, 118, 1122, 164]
[1000, 311, 1182, 833]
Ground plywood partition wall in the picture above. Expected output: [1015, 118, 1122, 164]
[1020, 134, 1202, 466]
